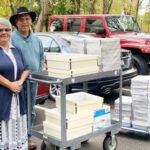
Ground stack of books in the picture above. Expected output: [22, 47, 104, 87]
[46, 54, 99, 78]
[43, 92, 104, 140]
[131, 75, 150, 130]
[113, 96, 132, 127]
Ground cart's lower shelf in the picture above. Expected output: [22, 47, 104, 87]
[31, 121, 120, 148]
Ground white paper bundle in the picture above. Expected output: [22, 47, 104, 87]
[114, 96, 132, 111]
[132, 120, 148, 130]
[131, 88, 150, 96]
[132, 95, 148, 102]
[131, 75, 150, 128]
[131, 75, 150, 88]
[69, 38, 85, 54]
[56, 92, 103, 114]
[43, 121, 92, 140]
[132, 100, 149, 108]
[100, 38, 121, 71]
[133, 109, 148, 122]
[47, 53, 98, 70]
[47, 53, 99, 78]
[60, 37, 121, 72]
[44, 108, 94, 130]
[113, 96, 132, 127]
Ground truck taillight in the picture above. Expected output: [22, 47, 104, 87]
[44, 59, 48, 70]
[131, 56, 134, 67]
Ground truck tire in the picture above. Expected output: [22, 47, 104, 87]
[133, 55, 149, 75]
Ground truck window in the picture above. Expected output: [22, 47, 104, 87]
[67, 18, 81, 32]
[50, 19, 64, 32]
[85, 19, 103, 33]
[105, 16, 140, 32]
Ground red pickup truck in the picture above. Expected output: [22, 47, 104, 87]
[48, 14, 150, 75]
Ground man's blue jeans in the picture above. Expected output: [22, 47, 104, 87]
[24, 81, 38, 141]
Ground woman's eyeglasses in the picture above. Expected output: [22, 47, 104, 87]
[0, 28, 11, 32]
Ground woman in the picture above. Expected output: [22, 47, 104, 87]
[0, 18, 29, 150]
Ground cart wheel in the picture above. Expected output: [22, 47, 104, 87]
[41, 141, 46, 150]
[81, 140, 88, 145]
[66, 147, 79, 150]
[103, 135, 117, 150]
[41, 141, 60, 150]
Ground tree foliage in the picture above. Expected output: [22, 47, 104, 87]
[0, 0, 150, 32]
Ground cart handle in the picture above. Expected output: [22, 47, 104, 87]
[27, 76, 62, 84]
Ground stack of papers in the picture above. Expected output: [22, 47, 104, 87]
[100, 38, 121, 72]
[43, 92, 104, 140]
[46, 54, 99, 78]
[56, 92, 103, 114]
[113, 96, 132, 127]
[43, 108, 93, 140]
[62, 37, 121, 72]
[131, 75, 150, 130]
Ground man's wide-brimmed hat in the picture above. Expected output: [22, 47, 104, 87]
[10, 7, 36, 26]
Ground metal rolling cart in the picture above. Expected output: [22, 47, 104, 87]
[27, 69, 123, 150]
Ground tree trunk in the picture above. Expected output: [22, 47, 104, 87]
[9, 0, 15, 15]
[135, 0, 140, 19]
[34, 0, 50, 32]
[103, 0, 113, 14]
[76, 0, 80, 14]
[135, 0, 143, 19]
[90, 0, 97, 14]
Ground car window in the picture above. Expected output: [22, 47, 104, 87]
[85, 18, 103, 33]
[50, 40, 60, 52]
[37, 35, 60, 53]
[67, 18, 81, 32]
[50, 19, 64, 32]
[38, 36, 52, 52]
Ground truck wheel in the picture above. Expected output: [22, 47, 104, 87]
[133, 55, 149, 75]
[49, 84, 71, 100]
[49, 84, 61, 100]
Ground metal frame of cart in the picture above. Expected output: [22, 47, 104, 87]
[27, 70, 122, 150]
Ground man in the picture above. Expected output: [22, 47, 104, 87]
[10, 7, 45, 150]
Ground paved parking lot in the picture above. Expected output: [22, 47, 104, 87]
[33, 130, 150, 150]
[33, 89, 150, 150]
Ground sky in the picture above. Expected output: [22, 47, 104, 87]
[139, 0, 149, 15]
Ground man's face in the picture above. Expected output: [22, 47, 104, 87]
[15, 13, 32, 33]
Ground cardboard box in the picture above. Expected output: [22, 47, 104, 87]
[93, 105, 111, 131]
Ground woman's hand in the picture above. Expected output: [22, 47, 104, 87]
[9, 81, 22, 93]
[17, 79, 23, 87]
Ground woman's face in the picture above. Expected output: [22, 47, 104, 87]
[0, 24, 11, 44]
